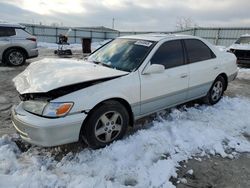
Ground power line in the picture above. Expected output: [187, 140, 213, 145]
[112, 18, 115, 29]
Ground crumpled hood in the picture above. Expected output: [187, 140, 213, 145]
[229, 43, 250, 51]
[13, 58, 128, 94]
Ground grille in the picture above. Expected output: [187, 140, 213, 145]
[233, 50, 250, 60]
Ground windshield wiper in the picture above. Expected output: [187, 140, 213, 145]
[91, 60, 113, 68]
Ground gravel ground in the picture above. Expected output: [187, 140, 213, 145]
[174, 73, 250, 188]
[0, 49, 250, 187]
[175, 154, 250, 188]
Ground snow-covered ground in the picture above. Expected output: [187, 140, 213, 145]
[38, 42, 82, 50]
[237, 68, 250, 80]
[0, 97, 250, 188]
[38, 40, 111, 52]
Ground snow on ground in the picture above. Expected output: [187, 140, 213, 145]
[1, 97, 250, 188]
[238, 68, 250, 80]
[0, 67, 15, 71]
[38, 42, 82, 50]
[38, 40, 111, 52]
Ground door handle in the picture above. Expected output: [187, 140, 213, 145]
[180, 74, 188, 78]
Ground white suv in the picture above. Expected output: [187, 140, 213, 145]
[12, 34, 237, 149]
[0, 23, 38, 66]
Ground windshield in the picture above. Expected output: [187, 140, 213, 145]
[88, 38, 155, 72]
[235, 37, 250, 44]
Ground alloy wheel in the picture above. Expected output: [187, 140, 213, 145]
[8, 51, 24, 65]
[211, 80, 223, 102]
[94, 111, 123, 143]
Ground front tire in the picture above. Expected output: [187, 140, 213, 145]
[203, 76, 226, 105]
[4, 49, 26, 66]
[81, 101, 129, 149]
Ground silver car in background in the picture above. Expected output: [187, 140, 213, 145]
[0, 23, 38, 66]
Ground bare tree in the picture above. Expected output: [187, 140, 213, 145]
[51, 22, 59, 27]
[176, 17, 197, 30]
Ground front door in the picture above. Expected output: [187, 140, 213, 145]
[140, 39, 189, 116]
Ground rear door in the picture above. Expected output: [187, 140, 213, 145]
[140, 39, 189, 116]
[0, 27, 15, 59]
[184, 39, 220, 100]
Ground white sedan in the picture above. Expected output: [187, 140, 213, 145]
[12, 34, 238, 149]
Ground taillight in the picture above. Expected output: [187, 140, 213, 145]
[26, 37, 36, 42]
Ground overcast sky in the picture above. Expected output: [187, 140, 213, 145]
[0, 0, 250, 31]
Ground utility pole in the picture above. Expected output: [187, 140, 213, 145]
[112, 18, 115, 29]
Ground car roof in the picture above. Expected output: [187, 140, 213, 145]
[119, 33, 197, 42]
[240, 34, 250, 37]
[0, 22, 25, 29]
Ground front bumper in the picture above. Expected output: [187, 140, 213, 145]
[237, 59, 250, 65]
[11, 103, 86, 147]
[230, 49, 250, 65]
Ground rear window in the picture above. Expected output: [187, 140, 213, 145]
[235, 37, 250, 44]
[15, 28, 33, 38]
[23, 28, 32, 35]
[184, 39, 215, 63]
[0, 27, 16, 37]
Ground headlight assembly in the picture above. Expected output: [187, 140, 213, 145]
[23, 100, 47, 116]
[22, 101, 73, 118]
[43, 102, 73, 117]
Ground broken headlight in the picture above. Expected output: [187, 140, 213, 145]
[23, 101, 73, 117]
[23, 100, 47, 116]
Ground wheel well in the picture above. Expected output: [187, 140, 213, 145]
[90, 98, 134, 127]
[111, 98, 134, 127]
[218, 73, 228, 90]
[79, 98, 134, 142]
[2, 47, 28, 60]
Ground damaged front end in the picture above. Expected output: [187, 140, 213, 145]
[230, 49, 250, 65]
[19, 76, 122, 102]
[18, 76, 122, 118]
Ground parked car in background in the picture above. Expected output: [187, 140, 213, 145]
[0, 23, 38, 66]
[12, 34, 237, 149]
[228, 34, 250, 66]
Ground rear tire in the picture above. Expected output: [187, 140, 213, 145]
[81, 101, 129, 149]
[203, 76, 226, 105]
[4, 49, 26, 66]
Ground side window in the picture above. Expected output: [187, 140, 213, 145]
[184, 39, 215, 63]
[15, 28, 31, 37]
[0, 27, 16, 37]
[151, 40, 184, 69]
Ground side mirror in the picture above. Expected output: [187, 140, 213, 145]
[143, 64, 165, 75]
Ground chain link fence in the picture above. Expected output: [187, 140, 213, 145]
[23, 23, 250, 47]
